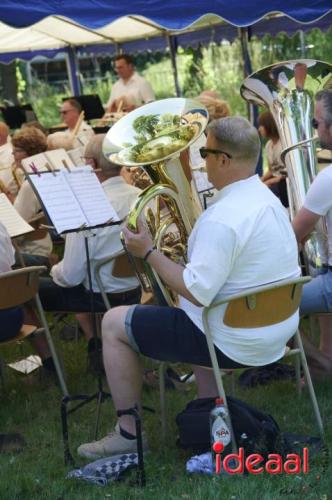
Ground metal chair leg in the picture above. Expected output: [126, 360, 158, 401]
[35, 294, 69, 396]
[295, 330, 324, 438]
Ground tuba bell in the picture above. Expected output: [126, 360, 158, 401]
[103, 98, 208, 305]
[240, 59, 332, 275]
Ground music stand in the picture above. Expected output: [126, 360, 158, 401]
[0, 104, 37, 129]
[25, 166, 145, 483]
[63, 94, 105, 121]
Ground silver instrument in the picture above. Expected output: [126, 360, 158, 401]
[241, 59, 332, 275]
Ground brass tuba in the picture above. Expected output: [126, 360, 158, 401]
[103, 98, 208, 305]
[240, 59, 332, 275]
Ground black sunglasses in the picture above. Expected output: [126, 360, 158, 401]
[311, 118, 319, 129]
[199, 147, 232, 160]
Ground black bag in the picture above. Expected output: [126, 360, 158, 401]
[176, 396, 283, 457]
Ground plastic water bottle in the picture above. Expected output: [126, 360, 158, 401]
[210, 398, 231, 474]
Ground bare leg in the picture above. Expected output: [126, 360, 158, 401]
[193, 365, 219, 398]
[75, 312, 94, 341]
[102, 305, 143, 435]
[318, 314, 332, 360]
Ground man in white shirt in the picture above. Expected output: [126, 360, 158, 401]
[0, 122, 14, 193]
[78, 117, 300, 459]
[293, 89, 332, 375]
[60, 99, 94, 148]
[35, 134, 141, 355]
[105, 54, 155, 113]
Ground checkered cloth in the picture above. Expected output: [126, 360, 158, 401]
[68, 453, 138, 486]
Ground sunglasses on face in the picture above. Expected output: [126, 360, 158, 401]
[199, 147, 232, 160]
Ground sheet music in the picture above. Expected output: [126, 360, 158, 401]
[0, 193, 34, 238]
[45, 149, 76, 171]
[28, 167, 120, 234]
[67, 147, 85, 166]
[192, 170, 213, 192]
[189, 133, 206, 169]
[21, 153, 50, 174]
[64, 166, 120, 226]
[28, 172, 87, 233]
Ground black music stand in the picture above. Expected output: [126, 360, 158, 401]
[63, 94, 105, 121]
[0, 104, 37, 129]
[25, 166, 146, 482]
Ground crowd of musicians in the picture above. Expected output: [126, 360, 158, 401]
[1, 53, 332, 456]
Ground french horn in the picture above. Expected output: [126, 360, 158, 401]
[240, 59, 332, 276]
[103, 98, 208, 305]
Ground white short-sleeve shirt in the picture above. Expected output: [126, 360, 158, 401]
[303, 163, 332, 265]
[106, 72, 155, 109]
[0, 221, 15, 272]
[179, 175, 300, 366]
[51, 176, 141, 293]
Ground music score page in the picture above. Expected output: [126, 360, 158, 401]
[0, 193, 34, 238]
[28, 166, 120, 234]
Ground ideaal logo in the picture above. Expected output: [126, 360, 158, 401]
[212, 443, 309, 475]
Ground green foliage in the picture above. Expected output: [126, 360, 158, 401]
[182, 46, 205, 97]
[6, 27, 332, 127]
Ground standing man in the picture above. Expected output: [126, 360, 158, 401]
[77, 117, 300, 459]
[292, 89, 332, 376]
[105, 54, 155, 113]
[60, 98, 94, 147]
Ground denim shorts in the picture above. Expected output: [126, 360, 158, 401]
[300, 270, 332, 315]
[124, 304, 248, 369]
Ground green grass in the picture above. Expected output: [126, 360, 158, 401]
[0, 319, 331, 499]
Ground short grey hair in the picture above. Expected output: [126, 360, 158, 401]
[207, 116, 260, 164]
[316, 89, 332, 126]
[84, 134, 121, 176]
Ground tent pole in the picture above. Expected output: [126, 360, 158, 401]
[238, 27, 262, 175]
[167, 34, 181, 97]
[66, 47, 81, 96]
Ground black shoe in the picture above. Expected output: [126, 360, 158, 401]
[0, 433, 26, 453]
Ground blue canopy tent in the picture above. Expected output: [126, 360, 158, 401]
[0, 1, 331, 29]
[0, 2, 331, 97]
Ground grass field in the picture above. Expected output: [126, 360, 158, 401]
[0, 317, 331, 500]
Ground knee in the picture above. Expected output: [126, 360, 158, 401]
[102, 305, 129, 343]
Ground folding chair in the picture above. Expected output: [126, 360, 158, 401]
[0, 266, 68, 396]
[202, 276, 324, 452]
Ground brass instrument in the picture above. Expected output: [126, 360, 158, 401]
[103, 98, 208, 305]
[240, 59, 332, 275]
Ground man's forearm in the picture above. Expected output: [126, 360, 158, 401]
[146, 249, 201, 305]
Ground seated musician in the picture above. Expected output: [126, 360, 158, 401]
[0, 221, 57, 383]
[0, 122, 15, 196]
[292, 89, 332, 377]
[26, 134, 141, 368]
[0, 220, 26, 453]
[59, 98, 94, 148]
[11, 127, 53, 268]
[77, 116, 300, 459]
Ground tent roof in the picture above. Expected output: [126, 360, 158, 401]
[0, 1, 331, 30]
[0, 3, 331, 63]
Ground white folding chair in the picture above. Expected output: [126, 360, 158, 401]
[202, 276, 324, 451]
[0, 266, 68, 396]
